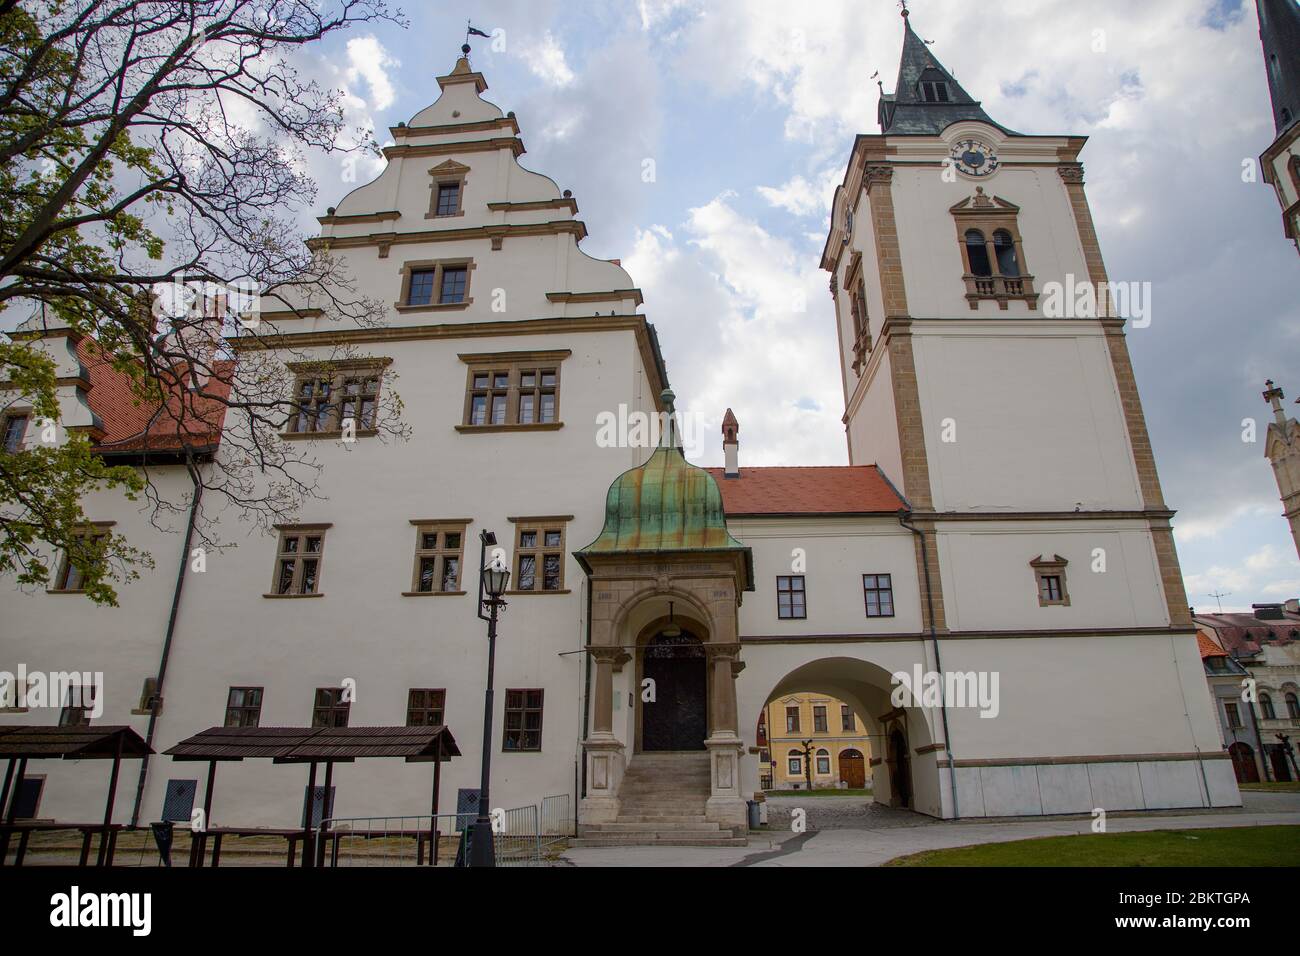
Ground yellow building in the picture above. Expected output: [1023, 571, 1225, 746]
[758, 693, 873, 791]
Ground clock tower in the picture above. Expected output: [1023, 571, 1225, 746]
[823, 8, 1193, 637]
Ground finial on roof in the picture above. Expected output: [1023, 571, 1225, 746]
[899, 0, 909, 18]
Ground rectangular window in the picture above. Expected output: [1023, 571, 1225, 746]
[224, 687, 263, 727]
[785, 706, 800, 733]
[407, 269, 436, 306]
[1039, 574, 1063, 603]
[55, 525, 111, 591]
[503, 689, 543, 751]
[788, 755, 801, 775]
[2, 413, 29, 453]
[439, 266, 468, 304]
[813, 705, 828, 733]
[286, 361, 389, 436]
[410, 523, 467, 593]
[1224, 701, 1242, 729]
[863, 573, 895, 618]
[1031, 556, 1071, 607]
[816, 753, 831, 775]
[776, 575, 806, 619]
[842, 704, 854, 732]
[434, 181, 461, 217]
[460, 353, 567, 429]
[58, 683, 94, 726]
[513, 520, 566, 592]
[406, 688, 446, 727]
[271, 527, 328, 596]
[312, 687, 350, 728]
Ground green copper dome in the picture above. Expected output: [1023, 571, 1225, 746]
[575, 394, 753, 589]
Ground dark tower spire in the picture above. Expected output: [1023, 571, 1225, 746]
[877, 8, 1013, 135]
[1257, 0, 1300, 133]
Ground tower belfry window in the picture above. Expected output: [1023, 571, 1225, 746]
[921, 80, 950, 103]
[965, 229, 992, 277]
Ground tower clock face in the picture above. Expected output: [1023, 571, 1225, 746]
[951, 139, 998, 177]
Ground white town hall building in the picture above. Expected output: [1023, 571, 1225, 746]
[0, 12, 1238, 843]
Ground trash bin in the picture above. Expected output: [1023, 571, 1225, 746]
[746, 800, 760, 828]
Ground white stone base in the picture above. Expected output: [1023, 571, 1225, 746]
[580, 734, 626, 824]
[704, 734, 747, 829]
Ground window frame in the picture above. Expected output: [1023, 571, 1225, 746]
[862, 573, 896, 618]
[841, 704, 854, 733]
[785, 705, 800, 734]
[396, 258, 475, 311]
[1029, 554, 1071, 608]
[2, 410, 30, 453]
[50, 521, 114, 593]
[508, 516, 570, 593]
[950, 189, 1037, 310]
[425, 159, 469, 220]
[405, 520, 470, 595]
[282, 359, 391, 439]
[502, 688, 544, 752]
[813, 705, 828, 733]
[312, 687, 351, 728]
[843, 254, 873, 374]
[815, 748, 831, 775]
[267, 524, 331, 598]
[458, 351, 570, 432]
[787, 751, 802, 776]
[58, 682, 95, 727]
[406, 688, 447, 727]
[224, 686, 264, 728]
[776, 574, 807, 620]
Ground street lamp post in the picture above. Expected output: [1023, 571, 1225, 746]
[469, 530, 510, 867]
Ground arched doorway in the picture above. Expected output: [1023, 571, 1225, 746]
[1228, 742, 1259, 784]
[641, 631, 708, 751]
[839, 748, 866, 788]
[888, 728, 912, 808]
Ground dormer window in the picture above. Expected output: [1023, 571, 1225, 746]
[920, 80, 949, 103]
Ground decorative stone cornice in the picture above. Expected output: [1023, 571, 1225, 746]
[1058, 163, 1086, 184]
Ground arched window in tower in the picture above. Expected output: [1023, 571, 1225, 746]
[1261, 693, 1276, 720]
[1286, 692, 1300, 720]
[993, 230, 1020, 277]
[965, 229, 992, 277]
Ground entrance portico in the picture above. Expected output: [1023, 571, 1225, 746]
[575, 392, 754, 828]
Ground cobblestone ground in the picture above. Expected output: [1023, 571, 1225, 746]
[761, 795, 935, 830]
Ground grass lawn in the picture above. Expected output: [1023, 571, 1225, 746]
[764, 788, 872, 797]
[885, 826, 1300, 867]
[1238, 781, 1300, 792]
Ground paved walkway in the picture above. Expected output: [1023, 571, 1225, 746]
[558, 791, 1300, 867]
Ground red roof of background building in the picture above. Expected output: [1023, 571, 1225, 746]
[75, 337, 231, 452]
[1196, 630, 1226, 659]
[1194, 609, 1300, 657]
[704, 465, 907, 516]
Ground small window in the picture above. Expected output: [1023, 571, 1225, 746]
[816, 749, 831, 775]
[841, 704, 854, 732]
[1286, 692, 1299, 720]
[785, 705, 800, 733]
[2, 413, 29, 453]
[993, 229, 1020, 277]
[400, 260, 473, 309]
[407, 688, 446, 727]
[921, 80, 949, 103]
[338, 376, 379, 430]
[1030, 554, 1070, 607]
[776, 575, 806, 619]
[410, 523, 467, 593]
[54, 525, 111, 591]
[271, 527, 328, 596]
[964, 229, 992, 277]
[312, 687, 350, 727]
[407, 269, 436, 306]
[863, 573, 895, 618]
[440, 266, 468, 304]
[434, 181, 461, 217]
[1224, 701, 1242, 729]
[58, 682, 95, 726]
[1261, 693, 1276, 720]
[787, 752, 802, 775]
[813, 705, 828, 733]
[224, 686, 263, 727]
[513, 520, 566, 592]
[503, 688, 544, 751]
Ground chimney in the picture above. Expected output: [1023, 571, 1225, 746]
[1252, 603, 1285, 620]
[722, 408, 739, 478]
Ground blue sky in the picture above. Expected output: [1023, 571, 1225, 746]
[241, 0, 1300, 612]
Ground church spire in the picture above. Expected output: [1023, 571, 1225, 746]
[878, 7, 1011, 135]
[1256, 0, 1300, 133]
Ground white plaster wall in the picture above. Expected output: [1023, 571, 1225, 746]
[911, 321, 1142, 512]
[845, 348, 903, 487]
[935, 520, 1169, 632]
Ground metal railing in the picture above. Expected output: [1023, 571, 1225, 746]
[539, 793, 572, 847]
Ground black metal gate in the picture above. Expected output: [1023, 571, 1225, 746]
[641, 632, 707, 751]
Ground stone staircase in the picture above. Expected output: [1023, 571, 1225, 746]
[570, 752, 748, 848]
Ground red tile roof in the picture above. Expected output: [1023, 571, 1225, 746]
[1195, 610, 1300, 657]
[1196, 630, 1226, 659]
[704, 465, 907, 516]
[75, 337, 231, 453]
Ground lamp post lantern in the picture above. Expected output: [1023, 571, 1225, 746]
[469, 529, 509, 867]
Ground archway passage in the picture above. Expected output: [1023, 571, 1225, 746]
[888, 728, 912, 808]
[1229, 742, 1259, 784]
[840, 748, 866, 788]
[642, 631, 707, 751]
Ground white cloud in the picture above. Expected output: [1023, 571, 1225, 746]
[519, 31, 576, 87]
[344, 35, 398, 110]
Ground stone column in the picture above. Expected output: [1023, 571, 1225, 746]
[703, 643, 747, 828]
[580, 645, 628, 825]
